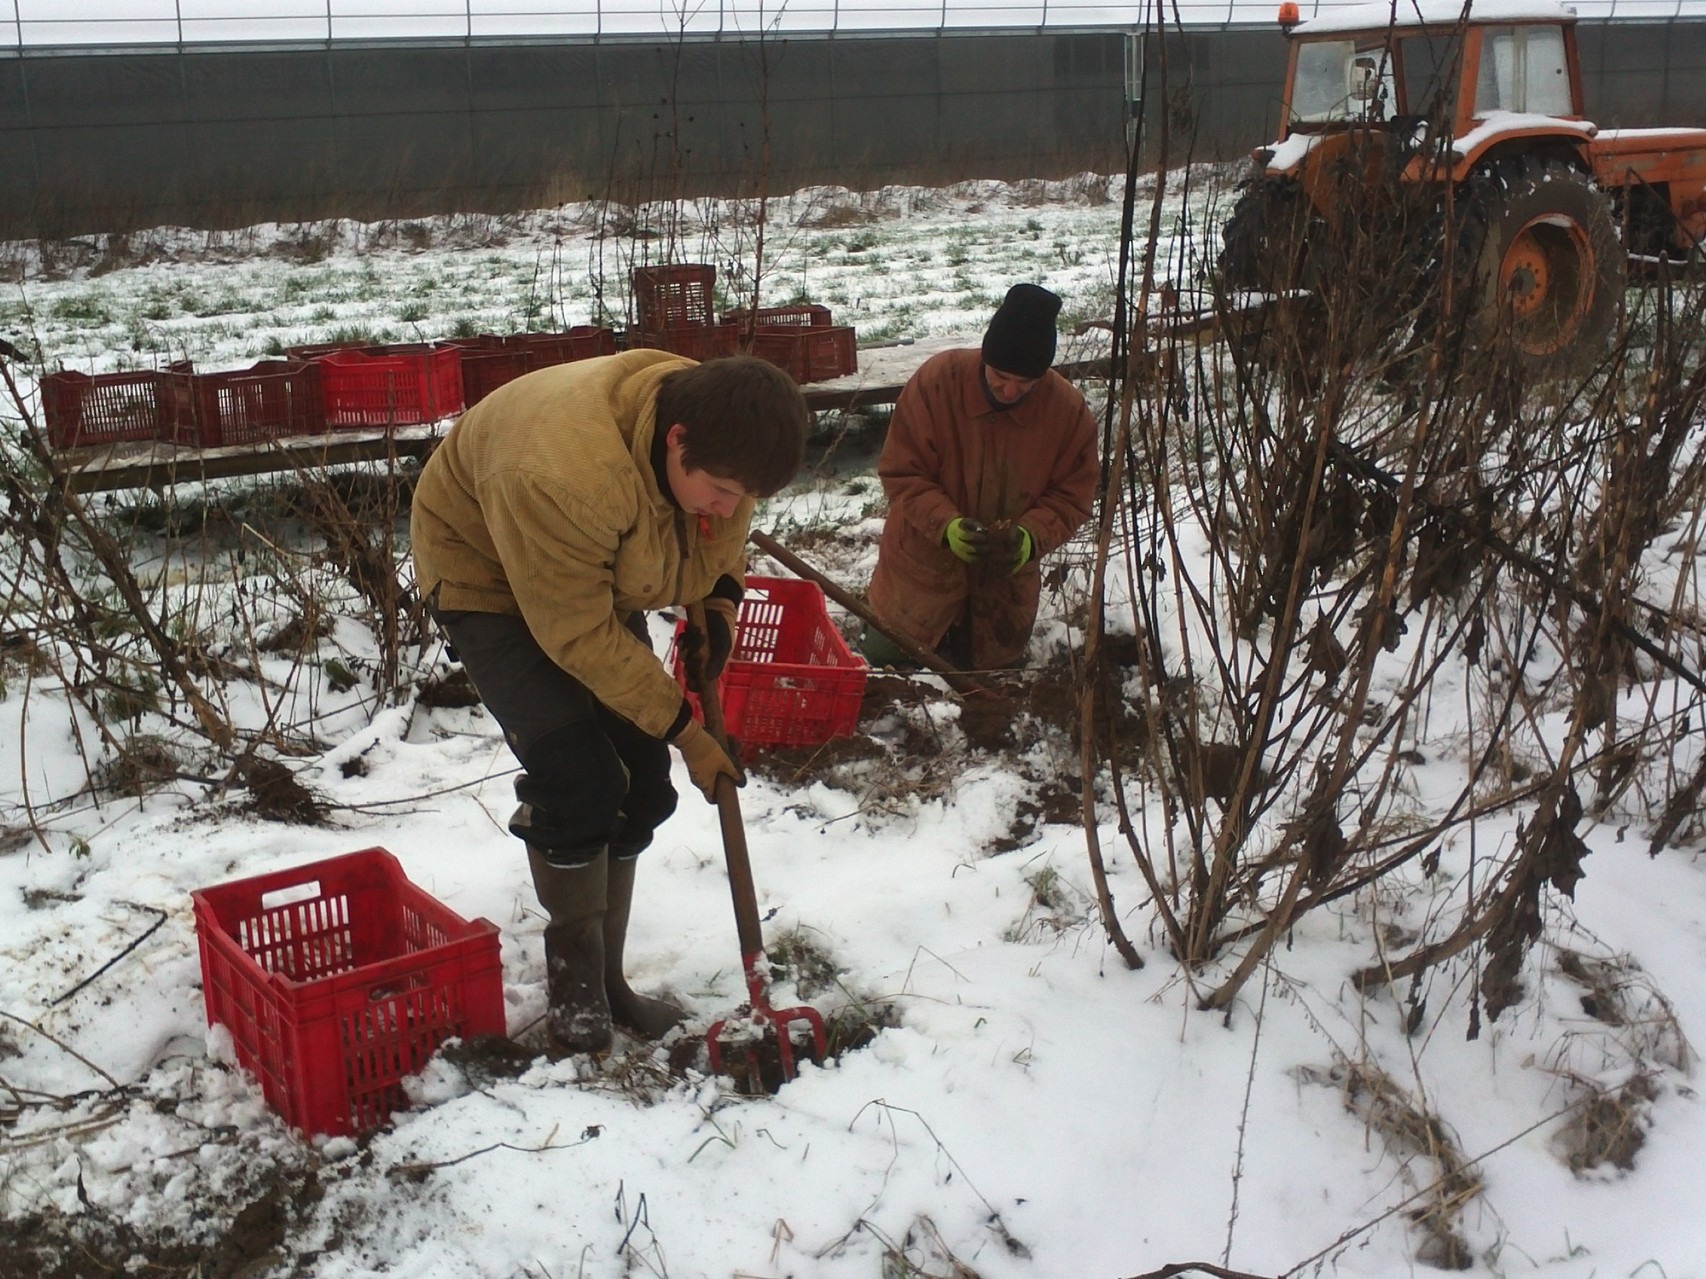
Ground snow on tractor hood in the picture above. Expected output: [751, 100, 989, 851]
[1452, 110, 1597, 154]
[1259, 111, 1594, 174]
[1292, 0, 1576, 35]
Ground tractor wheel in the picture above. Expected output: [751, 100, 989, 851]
[1218, 179, 1327, 385]
[1217, 179, 1315, 294]
[1459, 157, 1624, 378]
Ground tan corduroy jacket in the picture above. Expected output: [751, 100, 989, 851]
[410, 349, 752, 739]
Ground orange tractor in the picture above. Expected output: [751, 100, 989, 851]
[1218, 0, 1706, 375]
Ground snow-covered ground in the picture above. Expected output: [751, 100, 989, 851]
[2, 173, 1705, 1279]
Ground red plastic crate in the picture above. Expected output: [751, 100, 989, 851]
[192, 847, 505, 1137]
[517, 325, 618, 368]
[40, 366, 189, 450]
[749, 325, 858, 383]
[315, 344, 465, 428]
[633, 263, 717, 331]
[724, 306, 858, 382]
[725, 304, 834, 330]
[284, 340, 371, 360]
[446, 337, 534, 408]
[671, 576, 868, 754]
[449, 328, 620, 407]
[166, 361, 327, 448]
[630, 323, 741, 362]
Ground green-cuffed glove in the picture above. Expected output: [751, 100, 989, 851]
[1010, 525, 1035, 574]
[945, 516, 990, 563]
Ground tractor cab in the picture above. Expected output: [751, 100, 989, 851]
[1266, 1, 1587, 178]
[1224, 0, 1705, 378]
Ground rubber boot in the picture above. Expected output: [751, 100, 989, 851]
[527, 846, 613, 1059]
[604, 854, 687, 1039]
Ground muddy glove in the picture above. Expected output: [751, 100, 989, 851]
[672, 717, 744, 801]
[681, 602, 739, 692]
[684, 576, 742, 691]
[1010, 525, 1035, 574]
[944, 516, 990, 563]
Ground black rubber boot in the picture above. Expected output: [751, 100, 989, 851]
[604, 854, 687, 1039]
[527, 846, 613, 1059]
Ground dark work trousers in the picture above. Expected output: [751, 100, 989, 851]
[429, 605, 677, 867]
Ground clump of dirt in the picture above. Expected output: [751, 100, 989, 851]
[416, 665, 482, 709]
[90, 733, 192, 799]
[257, 609, 332, 655]
[959, 691, 1022, 753]
[437, 1033, 539, 1086]
[235, 755, 329, 824]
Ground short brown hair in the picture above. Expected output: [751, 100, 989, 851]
[656, 355, 809, 498]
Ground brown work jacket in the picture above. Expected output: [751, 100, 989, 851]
[410, 349, 751, 740]
[868, 348, 1098, 668]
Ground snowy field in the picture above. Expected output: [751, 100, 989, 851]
[3, 172, 1706, 1279]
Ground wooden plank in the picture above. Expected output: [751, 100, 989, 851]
[62, 431, 440, 494]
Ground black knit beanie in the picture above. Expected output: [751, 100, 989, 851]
[981, 283, 1062, 378]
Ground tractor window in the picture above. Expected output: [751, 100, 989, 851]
[1523, 26, 1572, 115]
[1396, 33, 1462, 120]
[1291, 39, 1396, 125]
[1476, 24, 1572, 117]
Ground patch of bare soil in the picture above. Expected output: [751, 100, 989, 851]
[0, 1165, 323, 1279]
[746, 730, 889, 787]
[987, 783, 1082, 854]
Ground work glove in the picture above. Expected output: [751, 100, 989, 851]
[944, 516, 990, 563]
[1010, 525, 1035, 574]
[681, 578, 742, 692]
[672, 717, 744, 801]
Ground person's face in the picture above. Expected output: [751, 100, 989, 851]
[663, 423, 751, 519]
[984, 364, 1042, 406]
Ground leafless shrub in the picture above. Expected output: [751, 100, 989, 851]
[1079, 114, 1706, 1042]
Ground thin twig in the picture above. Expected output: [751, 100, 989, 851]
[50, 903, 169, 1007]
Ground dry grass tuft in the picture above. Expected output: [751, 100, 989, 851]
[1302, 1058, 1481, 1268]
[1555, 1072, 1656, 1173]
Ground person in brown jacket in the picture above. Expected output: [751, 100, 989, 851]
[411, 350, 809, 1058]
[866, 284, 1098, 670]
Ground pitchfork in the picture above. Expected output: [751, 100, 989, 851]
[685, 601, 828, 1091]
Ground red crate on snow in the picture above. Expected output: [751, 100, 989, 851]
[165, 360, 327, 448]
[315, 344, 464, 428]
[633, 263, 717, 331]
[191, 846, 505, 1138]
[39, 365, 192, 450]
[671, 576, 868, 755]
[726, 306, 859, 383]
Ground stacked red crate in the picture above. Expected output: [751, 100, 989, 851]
[726, 305, 859, 383]
[630, 264, 741, 361]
